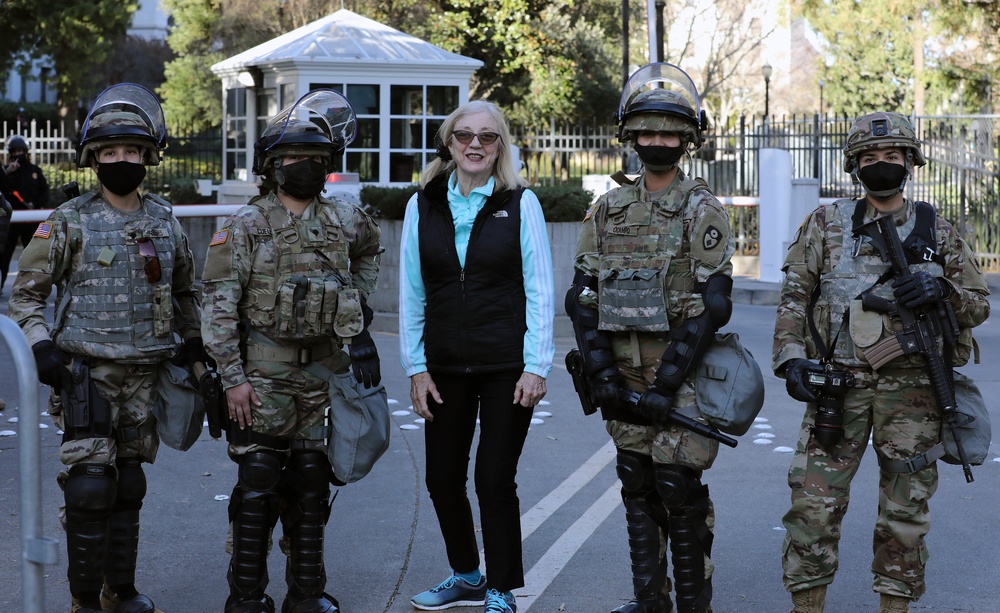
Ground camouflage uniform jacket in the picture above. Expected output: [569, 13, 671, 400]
[574, 169, 735, 333]
[772, 198, 990, 374]
[201, 192, 382, 390]
[8, 190, 201, 362]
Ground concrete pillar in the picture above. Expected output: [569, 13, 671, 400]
[758, 149, 793, 283]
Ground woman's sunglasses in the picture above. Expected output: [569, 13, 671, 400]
[451, 130, 500, 145]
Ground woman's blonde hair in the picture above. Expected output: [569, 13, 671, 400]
[421, 100, 525, 191]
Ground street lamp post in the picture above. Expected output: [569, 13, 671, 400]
[762, 62, 772, 118]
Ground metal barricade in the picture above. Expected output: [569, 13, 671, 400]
[1, 315, 59, 612]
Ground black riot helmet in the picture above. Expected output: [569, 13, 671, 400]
[252, 89, 357, 176]
[6, 135, 28, 153]
[75, 83, 167, 168]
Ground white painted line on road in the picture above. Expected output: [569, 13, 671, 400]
[519, 440, 617, 540]
[516, 482, 622, 612]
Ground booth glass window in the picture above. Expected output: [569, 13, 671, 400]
[311, 82, 379, 181]
[225, 87, 247, 180]
[389, 84, 458, 182]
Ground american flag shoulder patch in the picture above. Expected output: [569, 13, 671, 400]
[209, 229, 229, 247]
[33, 223, 52, 239]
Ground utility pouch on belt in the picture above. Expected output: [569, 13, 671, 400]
[61, 359, 112, 441]
[323, 372, 391, 485]
[942, 371, 991, 466]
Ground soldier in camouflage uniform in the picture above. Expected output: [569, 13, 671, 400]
[567, 63, 735, 613]
[7, 83, 203, 613]
[201, 90, 381, 613]
[772, 112, 990, 613]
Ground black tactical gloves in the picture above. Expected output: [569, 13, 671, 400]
[892, 271, 950, 309]
[349, 329, 381, 388]
[32, 340, 71, 391]
[784, 358, 820, 403]
[637, 383, 674, 423]
[590, 369, 624, 410]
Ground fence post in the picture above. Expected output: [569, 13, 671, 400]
[1, 315, 59, 613]
[758, 148, 794, 283]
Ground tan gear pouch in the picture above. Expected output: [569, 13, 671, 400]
[334, 288, 363, 339]
[849, 299, 883, 349]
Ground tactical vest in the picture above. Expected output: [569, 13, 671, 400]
[819, 200, 943, 368]
[242, 194, 362, 343]
[55, 192, 178, 362]
[596, 177, 706, 332]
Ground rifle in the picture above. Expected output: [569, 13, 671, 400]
[566, 348, 737, 448]
[854, 213, 974, 482]
[193, 361, 224, 439]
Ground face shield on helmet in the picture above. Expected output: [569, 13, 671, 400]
[76, 83, 167, 168]
[252, 89, 357, 176]
[616, 62, 707, 148]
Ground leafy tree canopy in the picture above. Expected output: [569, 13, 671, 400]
[0, 0, 137, 119]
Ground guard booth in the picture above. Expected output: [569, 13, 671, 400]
[210, 9, 483, 203]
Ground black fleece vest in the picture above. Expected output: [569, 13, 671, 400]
[417, 175, 526, 374]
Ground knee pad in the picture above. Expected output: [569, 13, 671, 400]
[284, 450, 332, 496]
[65, 463, 117, 518]
[237, 450, 284, 493]
[654, 464, 699, 509]
[616, 450, 655, 496]
[114, 457, 146, 511]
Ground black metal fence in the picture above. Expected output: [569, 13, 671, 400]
[515, 114, 1000, 269]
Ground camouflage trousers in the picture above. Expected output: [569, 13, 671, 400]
[606, 333, 720, 584]
[226, 351, 349, 459]
[50, 359, 161, 466]
[782, 367, 941, 599]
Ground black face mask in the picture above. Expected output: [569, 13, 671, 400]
[97, 161, 146, 196]
[633, 144, 686, 171]
[275, 159, 328, 200]
[857, 161, 908, 199]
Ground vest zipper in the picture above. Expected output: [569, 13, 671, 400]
[460, 267, 470, 369]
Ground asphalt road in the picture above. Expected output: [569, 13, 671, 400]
[1, 287, 998, 613]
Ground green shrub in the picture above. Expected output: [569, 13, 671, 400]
[360, 183, 593, 222]
[360, 185, 419, 219]
[531, 185, 593, 222]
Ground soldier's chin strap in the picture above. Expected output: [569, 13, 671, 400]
[650, 273, 733, 393]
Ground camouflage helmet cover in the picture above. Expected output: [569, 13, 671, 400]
[76, 83, 167, 168]
[622, 90, 700, 146]
[253, 89, 357, 176]
[843, 111, 926, 173]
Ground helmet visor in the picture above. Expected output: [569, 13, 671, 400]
[618, 63, 701, 123]
[79, 83, 166, 147]
[261, 89, 357, 154]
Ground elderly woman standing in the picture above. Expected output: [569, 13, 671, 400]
[399, 100, 555, 613]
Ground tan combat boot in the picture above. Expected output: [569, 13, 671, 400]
[878, 594, 911, 613]
[790, 585, 827, 613]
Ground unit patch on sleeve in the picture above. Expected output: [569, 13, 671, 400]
[702, 225, 722, 250]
